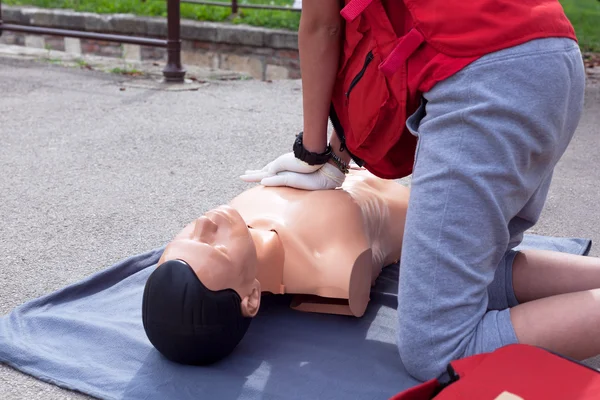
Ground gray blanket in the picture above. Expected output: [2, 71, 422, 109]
[0, 234, 592, 400]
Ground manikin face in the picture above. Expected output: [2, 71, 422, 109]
[159, 205, 261, 317]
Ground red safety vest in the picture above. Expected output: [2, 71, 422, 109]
[330, 0, 577, 179]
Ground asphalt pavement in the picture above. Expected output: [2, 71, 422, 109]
[0, 54, 599, 399]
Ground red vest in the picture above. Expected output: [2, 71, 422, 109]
[330, 0, 577, 179]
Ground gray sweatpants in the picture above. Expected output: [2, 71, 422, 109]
[396, 37, 586, 381]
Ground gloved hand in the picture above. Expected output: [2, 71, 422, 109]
[240, 152, 346, 190]
[240, 152, 321, 181]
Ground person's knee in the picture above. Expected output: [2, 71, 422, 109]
[397, 309, 518, 381]
[396, 321, 464, 382]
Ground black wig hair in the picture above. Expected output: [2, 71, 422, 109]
[142, 259, 252, 365]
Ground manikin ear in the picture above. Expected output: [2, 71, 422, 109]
[240, 279, 261, 318]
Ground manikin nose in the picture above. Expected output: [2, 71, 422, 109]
[192, 216, 217, 242]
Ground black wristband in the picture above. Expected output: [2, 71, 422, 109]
[292, 132, 332, 166]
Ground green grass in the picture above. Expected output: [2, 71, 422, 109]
[560, 0, 600, 52]
[2, 0, 599, 50]
[3, 0, 301, 30]
[110, 66, 143, 75]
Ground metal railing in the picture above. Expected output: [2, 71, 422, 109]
[0, 0, 186, 82]
[181, 0, 301, 14]
[0, 1, 301, 82]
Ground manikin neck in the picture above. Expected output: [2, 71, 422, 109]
[249, 228, 285, 294]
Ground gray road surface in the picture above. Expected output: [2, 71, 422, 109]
[0, 56, 599, 399]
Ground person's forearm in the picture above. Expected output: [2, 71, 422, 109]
[298, 11, 341, 153]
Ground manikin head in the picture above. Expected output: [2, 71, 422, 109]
[142, 205, 261, 365]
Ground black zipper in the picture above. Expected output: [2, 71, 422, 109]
[345, 51, 374, 99]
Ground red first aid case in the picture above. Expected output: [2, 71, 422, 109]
[391, 344, 600, 399]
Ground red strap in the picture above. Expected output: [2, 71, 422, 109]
[379, 28, 426, 76]
[340, 0, 375, 21]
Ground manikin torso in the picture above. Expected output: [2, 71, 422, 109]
[226, 169, 408, 317]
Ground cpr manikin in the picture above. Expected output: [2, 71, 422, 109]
[142, 166, 408, 365]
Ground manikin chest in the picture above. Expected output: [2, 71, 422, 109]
[228, 185, 374, 317]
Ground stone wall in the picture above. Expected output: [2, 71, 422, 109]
[0, 6, 300, 80]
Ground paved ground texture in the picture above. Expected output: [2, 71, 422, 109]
[0, 54, 599, 399]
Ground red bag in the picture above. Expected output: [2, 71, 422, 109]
[390, 344, 600, 400]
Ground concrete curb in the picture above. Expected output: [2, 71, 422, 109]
[1, 5, 298, 49]
[0, 43, 246, 83]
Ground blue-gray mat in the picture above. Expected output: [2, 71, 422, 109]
[0, 234, 592, 400]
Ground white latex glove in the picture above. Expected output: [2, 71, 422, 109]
[240, 153, 345, 190]
[240, 152, 322, 182]
[260, 163, 346, 190]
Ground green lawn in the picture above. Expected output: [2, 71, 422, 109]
[3, 0, 301, 30]
[3, 0, 600, 51]
[560, 0, 600, 51]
